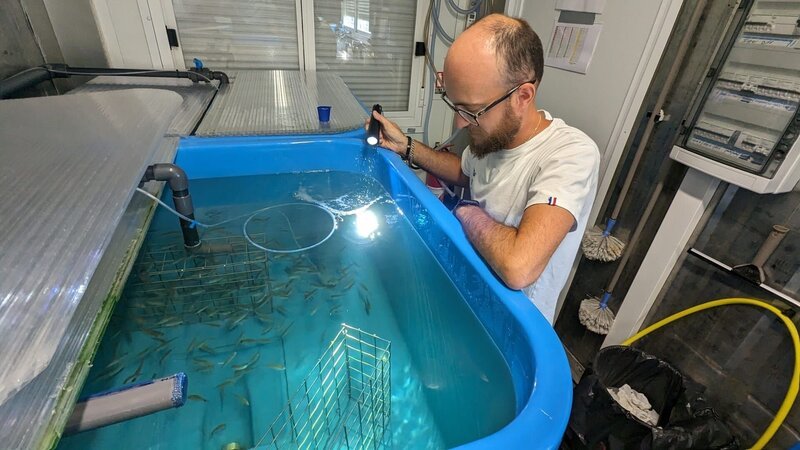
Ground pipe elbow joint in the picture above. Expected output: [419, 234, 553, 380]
[212, 71, 230, 85]
[150, 163, 189, 193]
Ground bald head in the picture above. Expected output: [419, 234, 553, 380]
[446, 14, 544, 89]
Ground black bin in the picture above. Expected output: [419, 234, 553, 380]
[569, 346, 738, 450]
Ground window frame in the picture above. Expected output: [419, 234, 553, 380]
[141, 0, 430, 129]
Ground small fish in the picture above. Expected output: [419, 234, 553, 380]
[240, 337, 272, 345]
[155, 316, 183, 327]
[310, 305, 319, 316]
[186, 288, 206, 297]
[222, 352, 237, 367]
[124, 360, 145, 384]
[232, 366, 255, 378]
[106, 355, 127, 368]
[95, 365, 123, 382]
[186, 337, 198, 353]
[342, 279, 354, 290]
[141, 328, 164, 339]
[159, 349, 172, 365]
[195, 304, 212, 315]
[188, 394, 208, 403]
[304, 288, 318, 300]
[204, 276, 225, 285]
[266, 363, 286, 371]
[275, 305, 288, 317]
[217, 379, 235, 391]
[227, 312, 248, 330]
[210, 423, 226, 436]
[255, 314, 272, 326]
[234, 393, 250, 407]
[193, 357, 214, 368]
[202, 321, 221, 328]
[286, 274, 301, 283]
[136, 345, 156, 359]
[199, 343, 217, 355]
[233, 352, 261, 372]
[362, 296, 371, 316]
[155, 337, 177, 351]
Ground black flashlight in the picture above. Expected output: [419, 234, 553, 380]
[366, 104, 383, 146]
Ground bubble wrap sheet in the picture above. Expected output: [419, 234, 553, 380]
[0, 90, 181, 446]
[195, 70, 368, 136]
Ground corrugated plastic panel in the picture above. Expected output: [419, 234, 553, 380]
[0, 139, 179, 449]
[71, 77, 217, 136]
[195, 70, 367, 136]
[0, 90, 181, 438]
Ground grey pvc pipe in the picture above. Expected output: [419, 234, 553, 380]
[150, 163, 190, 193]
[752, 225, 790, 268]
[65, 373, 187, 435]
[142, 163, 201, 248]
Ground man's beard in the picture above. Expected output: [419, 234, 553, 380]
[468, 104, 522, 159]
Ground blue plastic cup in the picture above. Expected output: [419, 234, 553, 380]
[317, 106, 332, 122]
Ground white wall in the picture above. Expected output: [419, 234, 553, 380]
[507, 0, 683, 317]
[43, 0, 107, 67]
[513, 0, 681, 187]
[91, 0, 163, 68]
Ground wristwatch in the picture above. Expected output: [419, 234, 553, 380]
[452, 198, 480, 214]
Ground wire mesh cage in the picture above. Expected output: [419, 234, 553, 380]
[123, 203, 338, 327]
[123, 232, 274, 325]
[256, 324, 392, 450]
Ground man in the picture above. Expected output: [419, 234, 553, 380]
[369, 14, 599, 323]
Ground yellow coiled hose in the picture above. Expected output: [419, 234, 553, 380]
[621, 298, 799, 450]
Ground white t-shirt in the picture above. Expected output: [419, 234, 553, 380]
[461, 110, 599, 323]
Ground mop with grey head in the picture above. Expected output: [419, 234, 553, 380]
[579, 177, 665, 334]
[582, 219, 625, 262]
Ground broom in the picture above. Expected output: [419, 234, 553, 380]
[582, 0, 704, 262]
[580, 177, 665, 334]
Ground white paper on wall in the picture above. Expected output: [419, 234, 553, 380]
[544, 21, 603, 74]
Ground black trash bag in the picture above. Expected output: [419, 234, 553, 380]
[570, 346, 739, 450]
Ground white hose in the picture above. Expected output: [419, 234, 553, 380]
[242, 203, 336, 254]
[135, 187, 375, 254]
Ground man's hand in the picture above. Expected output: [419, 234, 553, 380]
[364, 111, 407, 155]
[364, 111, 470, 187]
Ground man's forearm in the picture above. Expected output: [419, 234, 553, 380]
[408, 139, 468, 187]
[455, 205, 530, 289]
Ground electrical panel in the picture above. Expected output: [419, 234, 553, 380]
[671, 0, 800, 193]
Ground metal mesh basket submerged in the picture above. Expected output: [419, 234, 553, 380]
[122, 202, 338, 327]
[123, 233, 273, 324]
[256, 324, 391, 450]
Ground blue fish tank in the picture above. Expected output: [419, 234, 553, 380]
[54, 79, 571, 449]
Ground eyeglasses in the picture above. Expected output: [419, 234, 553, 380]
[441, 80, 536, 127]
